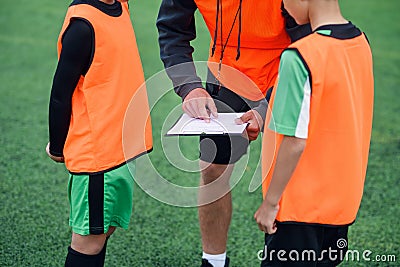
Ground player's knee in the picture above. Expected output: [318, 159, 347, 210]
[71, 233, 107, 255]
[201, 163, 230, 184]
[86, 242, 105, 255]
[72, 241, 105, 255]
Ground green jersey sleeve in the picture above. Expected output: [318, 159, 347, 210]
[268, 49, 311, 139]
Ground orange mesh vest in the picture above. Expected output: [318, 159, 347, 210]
[262, 32, 374, 225]
[58, 2, 152, 173]
[194, 0, 290, 100]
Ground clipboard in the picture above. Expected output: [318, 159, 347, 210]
[166, 113, 248, 136]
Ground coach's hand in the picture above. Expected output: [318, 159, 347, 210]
[46, 142, 64, 163]
[254, 201, 279, 234]
[183, 88, 218, 123]
[235, 110, 263, 141]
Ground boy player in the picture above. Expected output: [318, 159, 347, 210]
[255, 0, 374, 266]
[46, 0, 152, 266]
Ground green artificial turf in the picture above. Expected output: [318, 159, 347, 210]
[0, 0, 398, 266]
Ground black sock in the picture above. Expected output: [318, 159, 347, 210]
[65, 246, 105, 267]
[97, 237, 109, 266]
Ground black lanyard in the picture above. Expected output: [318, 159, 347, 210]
[211, 0, 243, 84]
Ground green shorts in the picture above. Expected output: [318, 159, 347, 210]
[68, 162, 135, 236]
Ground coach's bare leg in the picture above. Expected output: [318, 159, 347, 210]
[199, 161, 234, 254]
[71, 226, 116, 255]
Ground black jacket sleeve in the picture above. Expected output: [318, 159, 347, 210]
[156, 0, 205, 100]
[48, 19, 93, 157]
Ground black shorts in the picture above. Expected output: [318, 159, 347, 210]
[260, 223, 349, 267]
[199, 73, 251, 164]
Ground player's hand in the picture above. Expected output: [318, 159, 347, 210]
[182, 88, 218, 123]
[235, 110, 263, 141]
[254, 201, 279, 234]
[46, 142, 64, 163]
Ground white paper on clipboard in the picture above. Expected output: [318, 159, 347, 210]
[166, 113, 247, 136]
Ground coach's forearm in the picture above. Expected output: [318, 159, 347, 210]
[157, 0, 205, 99]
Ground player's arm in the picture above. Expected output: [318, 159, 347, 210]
[255, 136, 306, 233]
[156, 0, 217, 121]
[254, 49, 311, 233]
[47, 19, 93, 162]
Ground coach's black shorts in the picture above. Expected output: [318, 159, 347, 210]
[199, 73, 251, 164]
[260, 223, 349, 267]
